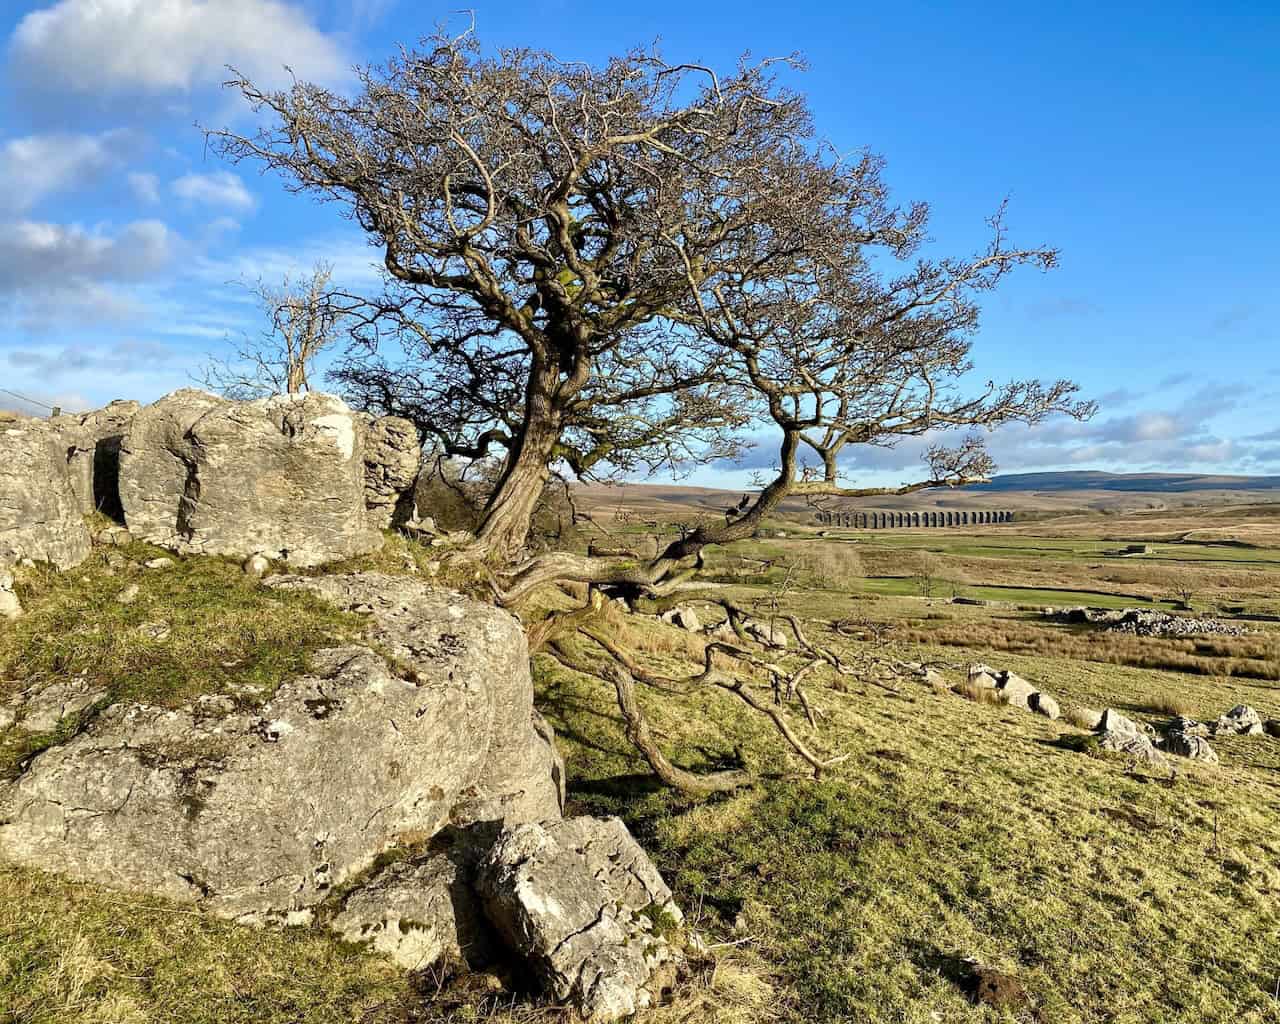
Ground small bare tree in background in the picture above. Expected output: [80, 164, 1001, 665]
[199, 261, 345, 398]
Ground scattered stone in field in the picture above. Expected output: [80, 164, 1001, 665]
[16, 678, 107, 734]
[478, 816, 683, 1024]
[1096, 728, 1164, 764]
[1029, 692, 1061, 720]
[660, 606, 702, 633]
[242, 553, 271, 578]
[1069, 706, 1103, 731]
[996, 672, 1037, 710]
[1165, 729, 1218, 763]
[116, 583, 140, 605]
[0, 570, 21, 619]
[136, 621, 171, 641]
[1214, 704, 1264, 736]
[143, 557, 174, 570]
[1169, 716, 1210, 738]
[1098, 708, 1141, 736]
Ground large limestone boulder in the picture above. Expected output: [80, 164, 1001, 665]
[0, 416, 92, 570]
[119, 390, 382, 567]
[478, 817, 683, 1023]
[48, 400, 139, 519]
[0, 574, 563, 923]
[362, 415, 421, 528]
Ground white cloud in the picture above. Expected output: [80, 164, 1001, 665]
[9, 0, 351, 95]
[0, 219, 176, 291]
[0, 130, 136, 213]
[128, 171, 161, 203]
[172, 170, 256, 211]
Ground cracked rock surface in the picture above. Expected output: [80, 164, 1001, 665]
[117, 390, 420, 567]
[478, 817, 683, 1024]
[0, 416, 92, 571]
[0, 573, 564, 923]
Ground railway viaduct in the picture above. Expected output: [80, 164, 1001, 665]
[815, 510, 1014, 528]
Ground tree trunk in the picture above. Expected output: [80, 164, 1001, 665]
[470, 359, 563, 563]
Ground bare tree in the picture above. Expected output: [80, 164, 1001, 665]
[207, 30, 1096, 793]
[199, 261, 345, 398]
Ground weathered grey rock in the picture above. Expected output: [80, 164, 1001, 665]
[1169, 716, 1210, 738]
[1214, 704, 1264, 736]
[362, 416, 421, 529]
[1098, 708, 1140, 736]
[478, 817, 682, 1024]
[660, 606, 702, 633]
[116, 583, 140, 605]
[0, 574, 563, 922]
[0, 418, 92, 570]
[0, 705, 15, 731]
[1029, 692, 1060, 720]
[119, 390, 383, 568]
[329, 836, 499, 970]
[14, 677, 107, 734]
[1096, 729, 1164, 764]
[1165, 730, 1218, 763]
[0, 570, 21, 619]
[997, 672, 1037, 710]
[142, 557, 174, 570]
[48, 400, 139, 519]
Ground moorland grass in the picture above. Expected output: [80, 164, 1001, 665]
[4, 515, 1280, 1023]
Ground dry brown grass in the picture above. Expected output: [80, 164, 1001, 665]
[900, 616, 1280, 681]
[1138, 689, 1196, 718]
[951, 678, 1003, 705]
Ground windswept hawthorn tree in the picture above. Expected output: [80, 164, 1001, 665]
[211, 29, 1093, 790]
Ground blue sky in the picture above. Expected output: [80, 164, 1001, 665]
[1, 0, 1277, 487]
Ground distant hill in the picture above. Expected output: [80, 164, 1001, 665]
[573, 472, 1280, 521]
[970, 472, 1280, 493]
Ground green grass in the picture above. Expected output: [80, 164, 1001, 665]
[4, 531, 1280, 1023]
[0, 541, 363, 778]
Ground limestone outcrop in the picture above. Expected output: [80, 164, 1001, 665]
[0, 573, 563, 923]
[48, 400, 139, 520]
[0, 415, 92, 570]
[118, 390, 417, 567]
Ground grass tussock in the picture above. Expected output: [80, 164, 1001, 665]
[951, 678, 1003, 705]
[1139, 689, 1197, 718]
